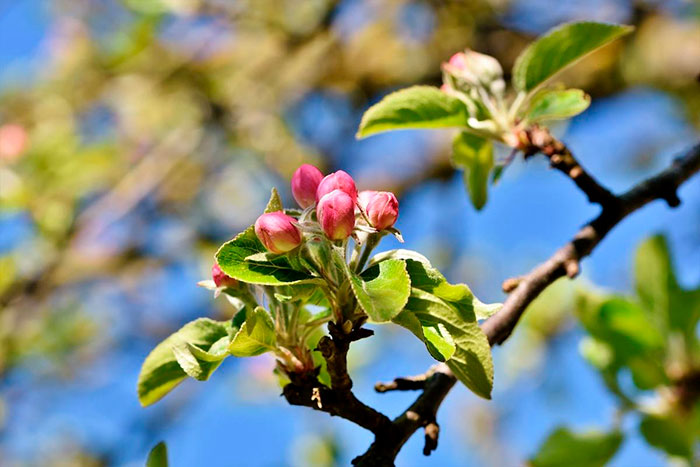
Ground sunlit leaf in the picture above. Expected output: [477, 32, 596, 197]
[350, 259, 411, 322]
[356, 86, 471, 139]
[370, 249, 501, 320]
[525, 89, 591, 122]
[228, 307, 277, 357]
[513, 22, 633, 92]
[137, 318, 233, 406]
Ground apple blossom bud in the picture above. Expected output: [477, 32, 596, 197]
[254, 211, 302, 254]
[316, 170, 358, 202]
[443, 50, 503, 87]
[365, 191, 399, 230]
[356, 190, 377, 213]
[212, 263, 238, 288]
[317, 189, 355, 240]
[291, 164, 324, 208]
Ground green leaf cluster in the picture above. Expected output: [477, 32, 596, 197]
[576, 235, 700, 461]
[355, 21, 633, 209]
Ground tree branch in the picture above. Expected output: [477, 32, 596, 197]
[282, 321, 393, 435]
[519, 126, 618, 207]
[354, 141, 700, 465]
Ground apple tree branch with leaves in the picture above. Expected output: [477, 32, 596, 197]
[139, 21, 700, 466]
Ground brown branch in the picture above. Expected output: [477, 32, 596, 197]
[484, 141, 700, 345]
[282, 321, 393, 435]
[519, 126, 617, 207]
[374, 366, 440, 393]
[353, 141, 700, 465]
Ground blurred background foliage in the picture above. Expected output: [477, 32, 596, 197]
[0, 0, 699, 465]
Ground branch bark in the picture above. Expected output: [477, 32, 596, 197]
[353, 140, 700, 465]
[282, 321, 393, 435]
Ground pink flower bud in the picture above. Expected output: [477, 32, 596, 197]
[254, 211, 302, 254]
[443, 50, 503, 87]
[316, 170, 358, 202]
[365, 191, 399, 230]
[291, 164, 324, 208]
[317, 190, 355, 240]
[357, 190, 377, 211]
[212, 263, 238, 288]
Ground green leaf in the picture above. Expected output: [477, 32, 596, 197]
[530, 427, 624, 467]
[146, 441, 168, 467]
[452, 132, 494, 210]
[228, 307, 277, 357]
[216, 227, 321, 286]
[350, 259, 411, 322]
[392, 310, 455, 361]
[172, 336, 229, 381]
[370, 249, 501, 320]
[639, 414, 693, 459]
[399, 258, 498, 397]
[525, 88, 591, 122]
[216, 189, 319, 286]
[576, 296, 667, 390]
[513, 21, 633, 92]
[356, 86, 471, 139]
[402, 287, 493, 398]
[137, 318, 233, 406]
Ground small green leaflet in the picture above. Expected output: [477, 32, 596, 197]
[349, 259, 411, 322]
[146, 441, 168, 467]
[513, 21, 633, 92]
[137, 318, 233, 406]
[452, 131, 494, 210]
[530, 427, 624, 467]
[356, 86, 471, 139]
[525, 88, 591, 123]
[392, 310, 456, 361]
[228, 307, 277, 357]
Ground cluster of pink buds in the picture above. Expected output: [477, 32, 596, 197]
[252, 164, 400, 253]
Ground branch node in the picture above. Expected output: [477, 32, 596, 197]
[423, 421, 440, 456]
[662, 190, 681, 208]
[564, 259, 580, 278]
[501, 276, 521, 293]
[375, 376, 427, 393]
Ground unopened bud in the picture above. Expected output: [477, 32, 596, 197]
[316, 170, 358, 202]
[356, 190, 377, 214]
[443, 50, 503, 87]
[254, 211, 302, 254]
[212, 263, 238, 288]
[317, 189, 355, 240]
[291, 164, 324, 208]
[365, 191, 399, 230]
